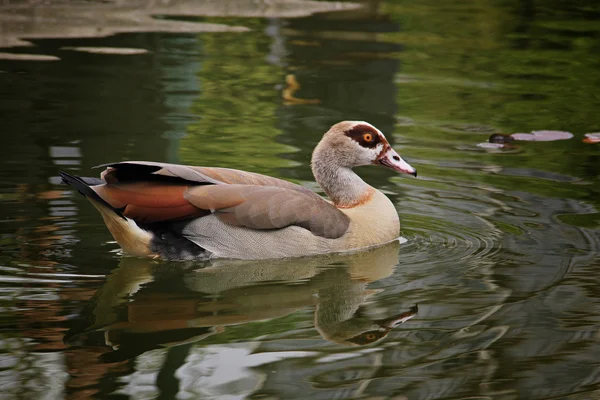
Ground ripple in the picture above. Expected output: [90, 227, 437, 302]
[401, 215, 501, 267]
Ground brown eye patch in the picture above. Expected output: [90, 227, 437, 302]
[344, 124, 381, 149]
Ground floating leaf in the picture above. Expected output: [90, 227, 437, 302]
[511, 130, 573, 141]
[531, 130, 574, 140]
[583, 132, 600, 144]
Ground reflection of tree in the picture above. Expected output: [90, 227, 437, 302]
[380, 1, 600, 203]
[182, 19, 297, 174]
[274, 4, 403, 184]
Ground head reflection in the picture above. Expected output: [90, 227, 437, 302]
[65, 240, 416, 361]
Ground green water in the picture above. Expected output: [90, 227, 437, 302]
[1, 0, 599, 398]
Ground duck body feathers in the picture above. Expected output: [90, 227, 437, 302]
[61, 161, 398, 260]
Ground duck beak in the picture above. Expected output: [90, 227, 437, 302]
[377, 148, 417, 177]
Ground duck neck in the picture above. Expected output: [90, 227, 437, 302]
[311, 151, 373, 208]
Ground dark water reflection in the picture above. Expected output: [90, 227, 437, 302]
[1, 0, 600, 398]
[65, 243, 416, 357]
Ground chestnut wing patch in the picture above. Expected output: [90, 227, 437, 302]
[92, 182, 208, 223]
[184, 185, 350, 239]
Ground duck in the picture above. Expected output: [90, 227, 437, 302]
[60, 121, 417, 260]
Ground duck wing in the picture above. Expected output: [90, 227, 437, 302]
[184, 184, 349, 239]
[92, 161, 350, 239]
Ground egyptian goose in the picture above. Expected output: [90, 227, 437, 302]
[60, 121, 416, 260]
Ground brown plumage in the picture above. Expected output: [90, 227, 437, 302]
[61, 121, 417, 260]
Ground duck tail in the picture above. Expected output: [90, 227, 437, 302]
[60, 171, 155, 257]
[59, 171, 125, 219]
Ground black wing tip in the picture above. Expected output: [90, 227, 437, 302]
[59, 170, 83, 185]
[59, 170, 105, 187]
[59, 170, 126, 220]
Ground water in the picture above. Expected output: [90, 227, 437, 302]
[1, 0, 600, 398]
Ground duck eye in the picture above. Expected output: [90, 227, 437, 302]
[363, 133, 373, 142]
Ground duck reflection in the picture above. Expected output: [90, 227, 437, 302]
[65, 241, 416, 362]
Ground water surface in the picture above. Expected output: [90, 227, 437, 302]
[1, 0, 600, 398]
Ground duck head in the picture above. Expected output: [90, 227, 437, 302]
[312, 121, 417, 176]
